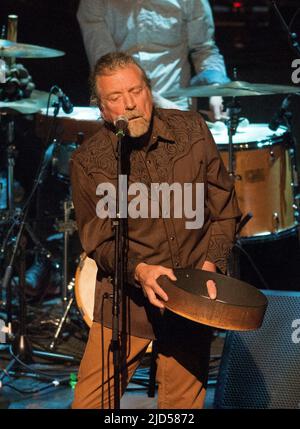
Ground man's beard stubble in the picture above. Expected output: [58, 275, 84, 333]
[127, 117, 150, 138]
[125, 109, 151, 138]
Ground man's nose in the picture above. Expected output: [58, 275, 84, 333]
[123, 92, 136, 110]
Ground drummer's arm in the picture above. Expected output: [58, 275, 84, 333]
[77, 0, 116, 70]
[186, 0, 229, 85]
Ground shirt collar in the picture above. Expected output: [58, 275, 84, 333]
[150, 109, 176, 145]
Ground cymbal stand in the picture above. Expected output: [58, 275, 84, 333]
[48, 198, 77, 351]
[6, 117, 16, 217]
[225, 97, 241, 177]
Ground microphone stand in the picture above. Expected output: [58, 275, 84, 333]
[271, 1, 300, 57]
[112, 125, 127, 409]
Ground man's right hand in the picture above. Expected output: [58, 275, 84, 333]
[134, 263, 177, 309]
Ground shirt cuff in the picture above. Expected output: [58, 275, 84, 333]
[126, 257, 144, 287]
[205, 235, 232, 274]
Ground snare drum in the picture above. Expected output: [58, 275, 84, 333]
[36, 106, 102, 143]
[211, 123, 297, 239]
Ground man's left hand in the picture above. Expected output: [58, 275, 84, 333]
[208, 96, 227, 122]
[202, 260, 217, 300]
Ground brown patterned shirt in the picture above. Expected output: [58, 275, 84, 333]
[70, 108, 241, 339]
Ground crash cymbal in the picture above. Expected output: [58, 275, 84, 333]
[0, 39, 64, 58]
[163, 80, 300, 98]
[0, 90, 57, 115]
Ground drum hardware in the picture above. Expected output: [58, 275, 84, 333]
[272, 213, 280, 233]
[0, 113, 78, 368]
[49, 278, 75, 351]
[269, 150, 276, 163]
[54, 199, 77, 306]
[45, 200, 79, 352]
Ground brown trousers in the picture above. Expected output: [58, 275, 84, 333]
[72, 320, 212, 409]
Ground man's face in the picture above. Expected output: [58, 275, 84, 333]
[96, 64, 153, 138]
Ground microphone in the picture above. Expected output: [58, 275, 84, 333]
[268, 95, 292, 131]
[114, 115, 128, 134]
[52, 86, 74, 114]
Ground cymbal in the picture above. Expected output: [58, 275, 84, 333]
[0, 39, 65, 58]
[0, 90, 57, 115]
[163, 80, 300, 98]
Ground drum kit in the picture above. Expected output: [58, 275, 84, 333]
[0, 30, 102, 357]
[0, 25, 300, 341]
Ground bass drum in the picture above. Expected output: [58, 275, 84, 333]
[211, 123, 297, 240]
[75, 253, 97, 328]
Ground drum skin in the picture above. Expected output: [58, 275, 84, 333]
[75, 254, 97, 328]
[36, 106, 102, 144]
[157, 269, 268, 331]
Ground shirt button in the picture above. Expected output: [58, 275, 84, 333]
[170, 236, 175, 241]
[147, 160, 151, 165]
[175, 261, 180, 267]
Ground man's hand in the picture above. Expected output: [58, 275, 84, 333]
[208, 96, 228, 122]
[202, 260, 217, 300]
[134, 263, 177, 309]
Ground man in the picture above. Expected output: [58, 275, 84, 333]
[70, 52, 240, 409]
[77, 0, 229, 119]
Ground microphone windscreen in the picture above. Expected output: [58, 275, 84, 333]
[114, 115, 128, 131]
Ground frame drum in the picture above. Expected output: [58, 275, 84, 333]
[75, 253, 97, 328]
[211, 123, 297, 239]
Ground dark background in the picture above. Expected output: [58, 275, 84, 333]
[1, 0, 300, 291]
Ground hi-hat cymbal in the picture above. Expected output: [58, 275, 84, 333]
[163, 80, 300, 98]
[0, 39, 65, 58]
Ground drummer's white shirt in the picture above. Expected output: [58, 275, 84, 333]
[77, 0, 228, 110]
